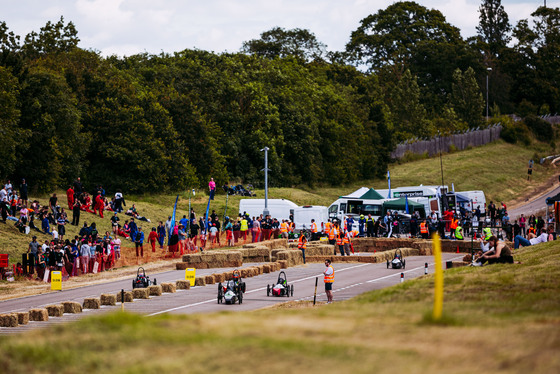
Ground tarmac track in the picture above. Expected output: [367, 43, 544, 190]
[0, 253, 462, 334]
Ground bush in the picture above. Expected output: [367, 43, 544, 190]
[501, 121, 530, 145]
[524, 115, 554, 142]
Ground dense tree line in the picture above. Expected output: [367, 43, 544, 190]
[0, 2, 558, 193]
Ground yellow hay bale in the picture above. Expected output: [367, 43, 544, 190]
[148, 285, 163, 296]
[0, 314, 18, 327]
[132, 288, 149, 299]
[176, 280, 191, 290]
[62, 301, 82, 314]
[116, 291, 134, 303]
[195, 277, 206, 287]
[46, 304, 64, 317]
[29, 308, 49, 321]
[161, 282, 176, 293]
[100, 294, 117, 306]
[17, 312, 29, 325]
[83, 298, 101, 309]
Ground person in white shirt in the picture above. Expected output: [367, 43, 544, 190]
[514, 228, 548, 249]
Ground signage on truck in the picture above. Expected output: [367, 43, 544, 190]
[394, 191, 424, 198]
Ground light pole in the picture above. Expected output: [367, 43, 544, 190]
[260, 147, 270, 217]
[486, 67, 492, 121]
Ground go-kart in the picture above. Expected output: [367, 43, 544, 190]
[267, 271, 294, 297]
[387, 249, 406, 269]
[217, 270, 247, 304]
[132, 267, 156, 288]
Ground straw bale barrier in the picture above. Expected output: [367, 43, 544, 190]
[352, 237, 485, 255]
[117, 291, 134, 302]
[62, 301, 82, 314]
[132, 288, 149, 299]
[46, 304, 64, 317]
[203, 275, 214, 285]
[17, 312, 29, 325]
[306, 248, 421, 264]
[83, 298, 101, 309]
[276, 250, 304, 267]
[194, 277, 206, 287]
[238, 246, 271, 262]
[100, 294, 117, 306]
[161, 282, 176, 293]
[0, 313, 18, 327]
[306, 244, 335, 257]
[176, 280, 191, 290]
[278, 260, 288, 269]
[29, 308, 49, 321]
[148, 285, 163, 296]
[178, 251, 243, 269]
[262, 264, 271, 273]
[212, 273, 225, 283]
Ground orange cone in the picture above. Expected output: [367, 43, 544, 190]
[456, 245, 460, 253]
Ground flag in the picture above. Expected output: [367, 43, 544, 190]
[405, 195, 410, 214]
[452, 183, 455, 193]
[192, 189, 196, 196]
[204, 195, 211, 234]
[387, 171, 391, 198]
[167, 195, 179, 246]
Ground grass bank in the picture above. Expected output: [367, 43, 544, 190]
[1, 240, 559, 373]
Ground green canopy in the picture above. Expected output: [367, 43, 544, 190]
[360, 188, 384, 200]
[382, 198, 426, 217]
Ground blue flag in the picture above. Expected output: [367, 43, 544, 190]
[387, 171, 391, 198]
[405, 195, 410, 214]
[167, 195, 179, 245]
[204, 195, 211, 234]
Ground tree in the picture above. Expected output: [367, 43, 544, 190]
[449, 67, 485, 128]
[242, 27, 327, 62]
[22, 16, 79, 58]
[477, 0, 512, 56]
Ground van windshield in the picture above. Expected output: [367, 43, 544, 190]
[362, 204, 382, 216]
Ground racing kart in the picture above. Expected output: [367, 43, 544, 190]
[267, 271, 294, 297]
[132, 267, 156, 288]
[387, 249, 406, 269]
[217, 270, 247, 304]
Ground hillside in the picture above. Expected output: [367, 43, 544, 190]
[1, 140, 557, 264]
[1, 236, 559, 373]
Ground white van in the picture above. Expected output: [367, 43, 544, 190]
[239, 199, 298, 221]
[293, 206, 329, 231]
[328, 198, 387, 223]
[377, 185, 448, 217]
[455, 190, 487, 215]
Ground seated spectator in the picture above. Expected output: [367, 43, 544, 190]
[475, 236, 515, 265]
[514, 228, 548, 249]
[126, 204, 151, 222]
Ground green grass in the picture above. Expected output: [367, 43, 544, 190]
[1, 140, 557, 264]
[1, 240, 559, 373]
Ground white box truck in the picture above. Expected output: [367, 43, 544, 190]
[293, 206, 329, 231]
[239, 199, 298, 221]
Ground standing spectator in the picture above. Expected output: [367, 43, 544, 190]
[190, 219, 199, 248]
[157, 221, 166, 249]
[240, 216, 248, 241]
[66, 185, 74, 210]
[135, 227, 145, 260]
[28, 236, 39, 268]
[129, 218, 138, 242]
[4, 180, 12, 197]
[519, 214, 527, 237]
[366, 214, 374, 237]
[114, 190, 125, 213]
[19, 179, 28, 207]
[93, 193, 104, 218]
[57, 209, 67, 241]
[80, 240, 90, 274]
[225, 217, 234, 247]
[165, 216, 172, 238]
[73, 177, 83, 196]
[179, 215, 189, 229]
[72, 200, 81, 226]
[0, 186, 6, 203]
[148, 227, 159, 254]
[488, 201, 497, 225]
[0, 197, 8, 223]
[112, 236, 121, 261]
[527, 159, 534, 181]
[252, 217, 261, 243]
[49, 193, 58, 215]
[111, 212, 120, 236]
[208, 178, 216, 200]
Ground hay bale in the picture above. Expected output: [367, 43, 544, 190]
[176, 280, 191, 290]
[161, 282, 176, 293]
[132, 288, 149, 299]
[17, 312, 29, 325]
[212, 273, 225, 283]
[100, 294, 117, 306]
[226, 252, 243, 262]
[83, 298, 101, 309]
[148, 285, 163, 296]
[0, 314, 18, 327]
[278, 260, 288, 269]
[29, 308, 49, 321]
[46, 304, 64, 317]
[62, 301, 82, 314]
[263, 264, 271, 273]
[204, 275, 215, 285]
[194, 277, 206, 287]
[116, 291, 134, 303]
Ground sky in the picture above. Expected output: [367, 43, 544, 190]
[1, 0, 558, 57]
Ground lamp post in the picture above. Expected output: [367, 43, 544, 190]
[486, 67, 492, 121]
[260, 147, 270, 217]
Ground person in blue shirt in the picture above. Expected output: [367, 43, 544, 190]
[358, 215, 366, 237]
[179, 215, 189, 230]
[346, 216, 354, 231]
[135, 227, 145, 259]
[42, 216, 51, 235]
[128, 218, 138, 242]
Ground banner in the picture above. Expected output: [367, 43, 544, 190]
[387, 171, 391, 198]
[168, 195, 179, 246]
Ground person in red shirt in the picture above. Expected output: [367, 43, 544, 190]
[147, 227, 159, 253]
[66, 186, 74, 210]
[94, 194, 104, 218]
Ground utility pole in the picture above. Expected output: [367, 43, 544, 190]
[260, 147, 270, 217]
[486, 67, 492, 121]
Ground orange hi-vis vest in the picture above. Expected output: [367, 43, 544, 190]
[329, 226, 337, 240]
[450, 218, 458, 230]
[336, 231, 344, 245]
[342, 234, 349, 245]
[289, 222, 295, 232]
[325, 222, 331, 235]
[311, 222, 317, 233]
[324, 266, 334, 283]
[280, 222, 288, 233]
[298, 235, 307, 249]
[420, 222, 428, 234]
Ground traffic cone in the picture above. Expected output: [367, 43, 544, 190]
[456, 245, 460, 253]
